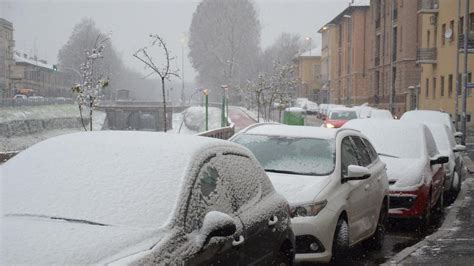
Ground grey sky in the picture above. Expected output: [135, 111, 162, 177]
[2, 0, 351, 82]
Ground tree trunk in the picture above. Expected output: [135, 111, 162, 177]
[89, 101, 93, 131]
[161, 77, 167, 132]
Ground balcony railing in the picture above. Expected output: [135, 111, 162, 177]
[418, 0, 439, 13]
[416, 48, 437, 64]
[458, 34, 474, 52]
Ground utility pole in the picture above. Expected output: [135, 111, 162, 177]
[455, 0, 461, 130]
[462, 0, 469, 145]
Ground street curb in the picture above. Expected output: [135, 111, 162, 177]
[384, 177, 474, 265]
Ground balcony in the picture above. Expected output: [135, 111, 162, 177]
[458, 34, 474, 52]
[418, 0, 439, 14]
[416, 48, 437, 64]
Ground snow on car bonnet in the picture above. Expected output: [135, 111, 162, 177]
[1, 131, 225, 229]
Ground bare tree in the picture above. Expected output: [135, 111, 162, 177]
[71, 34, 110, 131]
[134, 34, 180, 132]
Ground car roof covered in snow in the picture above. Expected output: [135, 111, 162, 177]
[2, 131, 241, 229]
[239, 123, 356, 139]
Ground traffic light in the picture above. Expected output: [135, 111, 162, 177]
[53, 65, 58, 71]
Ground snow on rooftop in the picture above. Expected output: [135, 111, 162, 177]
[14, 52, 54, 70]
[298, 48, 321, 57]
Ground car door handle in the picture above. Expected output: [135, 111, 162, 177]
[364, 184, 370, 190]
[268, 216, 278, 227]
[232, 235, 245, 247]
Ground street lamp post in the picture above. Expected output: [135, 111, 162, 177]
[221, 85, 229, 127]
[203, 89, 209, 131]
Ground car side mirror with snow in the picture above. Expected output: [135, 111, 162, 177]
[344, 165, 371, 182]
[453, 144, 466, 153]
[430, 155, 449, 166]
[200, 211, 236, 247]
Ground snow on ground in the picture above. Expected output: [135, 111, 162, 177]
[0, 104, 80, 123]
[182, 106, 223, 132]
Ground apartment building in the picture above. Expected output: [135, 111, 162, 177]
[369, 0, 421, 116]
[417, 0, 474, 129]
[293, 48, 322, 101]
[318, 23, 338, 103]
[0, 18, 14, 98]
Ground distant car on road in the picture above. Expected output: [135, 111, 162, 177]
[1, 132, 294, 265]
[231, 124, 389, 263]
[343, 120, 448, 227]
[323, 108, 358, 128]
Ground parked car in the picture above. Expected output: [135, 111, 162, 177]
[323, 108, 358, 128]
[1, 131, 294, 265]
[368, 109, 394, 120]
[401, 110, 461, 138]
[424, 123, 466, 203]
[306, 102, 319, 115]
[230, 124, 389, 263]
[343, 120, 448, 226]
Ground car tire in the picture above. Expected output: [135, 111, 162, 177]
[419, 191, 432, 231]
[331, 218, 349, 262]
[365, 203, 387, 250]
[433, 187, 444, 217]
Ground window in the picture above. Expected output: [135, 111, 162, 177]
[424, 128, 439, 158]
[427, 30, 430, 47]
[440, 76, 445, 97]
[425, 78, 429, 98]
[341, 137, 359, 177]
[432, 77, 437, 99]
[449, 74, 454, 97]
[460, 16, 464, 35]
[351, 136, 372, 167]
[470, 13, 474, 32]
[313, 64, 321, 79]
[442, 23, 446, 45]
[362, 138, 379, 162]
[450, 20, 455, 43]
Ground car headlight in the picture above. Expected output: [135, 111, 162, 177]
[325, 123, 335, 128]
[291, 200, 327, 217]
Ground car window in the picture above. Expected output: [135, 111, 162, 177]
[184, 154, 264, 231]
[362, 138, 379, 162]
[424, 127, 440, 158]
[341, 137, 359, 177]
[330, 111, 358, 120]
[351, 136, 372, 167]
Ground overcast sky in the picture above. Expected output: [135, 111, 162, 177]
[2, 0, 351, 82]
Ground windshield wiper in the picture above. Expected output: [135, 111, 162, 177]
[265, 169, 310, 175]
[5, 213, 109, 226]
[377, 153, 399, 158]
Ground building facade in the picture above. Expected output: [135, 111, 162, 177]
[417, 0, 474, 129]
[293, 48, 322, 101]
[12, 52, 73, 97]
[0, 18, 14, 98]
[323, 4, 371, 106]
[318, 23, 337, 103]
[369, 0, 421, 116]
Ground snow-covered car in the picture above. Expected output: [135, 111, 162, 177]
[343, 120, 448, 226]
[13, 94, 27, 100]
[230, 124, 389, 263]
[368, 109, 393, 120]
[424, 123, 466, 203]
[401, 110, 461, 137]
[323, 108, 358, 128]
[1, 131, 295, 265]
[306, 102, 319, 115]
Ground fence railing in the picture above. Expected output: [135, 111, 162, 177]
[418, 0, 439, 12]
[0, 97, 74, 108]
[198, 123, 235, 140]
[416, 48, 437, 63]
[458, 34, 474, 51]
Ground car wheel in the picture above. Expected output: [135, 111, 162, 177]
[365, 203, 387, 250]
[419, 191, 432, 231]
[446, 172, 461, 205]
[433, 187, 444, 217]
[331, 218, 349, 262]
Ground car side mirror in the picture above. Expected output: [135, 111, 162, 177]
[344, 165, 371, 182]
[453, 144, 466, 153]
[454, 131, 463, 138]
[200, 211, 236, 247]
[430, 155, 449, 166]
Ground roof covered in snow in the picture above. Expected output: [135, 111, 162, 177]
[297, 48, 321, 58]
[14, 52, 55, 70]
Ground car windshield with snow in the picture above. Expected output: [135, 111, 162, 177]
[1, 132, 294, 265]
[230, 124, 389, 263]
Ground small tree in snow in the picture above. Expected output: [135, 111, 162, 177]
[134, 34, 179, 132]
[71, 34, 110, 131]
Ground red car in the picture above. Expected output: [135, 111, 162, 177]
[343, 120, 447, 226]
[323, 108, 358, 128]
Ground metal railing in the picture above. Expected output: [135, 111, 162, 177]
[198, 123, 235, 140]
[458, 34, 474, 51]
[418, 0, 439, 12]
[0, 97, 74, 108]
[416, 48, 437, 63]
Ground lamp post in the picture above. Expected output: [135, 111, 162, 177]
[221, 85, 229, 127]
[203, 89, 209, 131]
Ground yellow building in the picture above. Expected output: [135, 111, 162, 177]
[417, 0, 474, 129]
[293, 48, 321, 101]
[319, 23, 337, 103]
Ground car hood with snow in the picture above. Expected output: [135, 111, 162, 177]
[379, 156, 425, 190]
[266, 172, 331, 205]
[1, 216, 165, 264]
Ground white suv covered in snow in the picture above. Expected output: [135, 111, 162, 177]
[230, 124, 389, 263]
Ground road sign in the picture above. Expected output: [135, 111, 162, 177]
[466, 83, 474, 89]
